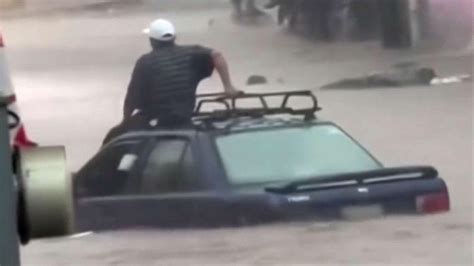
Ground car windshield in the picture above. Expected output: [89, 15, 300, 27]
[216, 124, 381, 185]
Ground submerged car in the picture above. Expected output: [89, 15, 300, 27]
[74, 91, 450, 231]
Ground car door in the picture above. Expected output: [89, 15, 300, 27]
[131, 137, 207, 227]
[74, 138, 154, 231]
[74, 139, 150, 198]
[76, 136, 209, 231]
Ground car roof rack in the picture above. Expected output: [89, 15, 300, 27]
[193, 90, 321, 124]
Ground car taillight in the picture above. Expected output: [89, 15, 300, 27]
[416, 192, 450, 214]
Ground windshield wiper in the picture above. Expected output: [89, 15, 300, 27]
[264, 166, 438, 193]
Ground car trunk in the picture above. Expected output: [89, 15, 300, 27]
[260, 166, 450, 221]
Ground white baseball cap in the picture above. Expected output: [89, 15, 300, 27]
[143, 19, 176, 41]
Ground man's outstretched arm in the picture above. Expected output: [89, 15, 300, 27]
[211, 50, 241, 96]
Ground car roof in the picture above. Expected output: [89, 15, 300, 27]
[106, 90, 325, 145]
[106, 117, 333, 145]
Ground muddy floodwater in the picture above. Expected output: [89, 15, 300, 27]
[1, 1, 472, 265]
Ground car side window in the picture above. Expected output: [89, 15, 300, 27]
[75, 140, 144, 197]
[140, 139, 200, 194]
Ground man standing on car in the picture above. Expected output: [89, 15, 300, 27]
[123, 18, 241, 129]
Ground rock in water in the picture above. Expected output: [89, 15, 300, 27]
[247, 75, 268, 85]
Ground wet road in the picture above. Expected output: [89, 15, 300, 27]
[1, 3, 473, 265]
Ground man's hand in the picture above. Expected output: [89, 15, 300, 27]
[225, 85, 244, 97]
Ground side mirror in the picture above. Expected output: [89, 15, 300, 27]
[16, 146, 74, 244]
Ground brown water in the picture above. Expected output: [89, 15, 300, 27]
[1, 4, 472, 265]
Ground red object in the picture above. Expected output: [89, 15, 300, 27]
[6, 95, 16, 104]
[416, 192, 450, 214]
[14, 126, 38, 147]
[1, 31, 35, 147]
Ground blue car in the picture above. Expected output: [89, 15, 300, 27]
[74, 91, 450, 231]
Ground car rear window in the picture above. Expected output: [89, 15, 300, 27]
[216, 124, 381, 185]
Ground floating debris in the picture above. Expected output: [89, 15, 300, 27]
[431, 74, 472, 85]
[321, 63, 471, 89]
[247, 75, 268, 85]
[70, 231, 94, 239]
